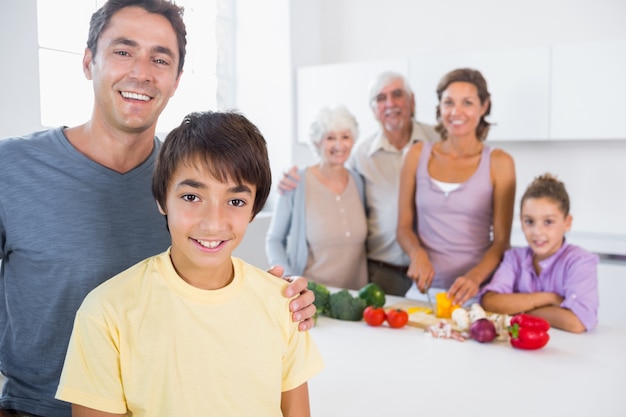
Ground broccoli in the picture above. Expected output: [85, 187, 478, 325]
[328, 290, 367, 321]
[307, 280, 331, 316]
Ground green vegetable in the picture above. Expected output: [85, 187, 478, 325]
[306, 283, 367, 321]
[307, 280, 331, 316]
[358, 283, 386, 308]
[328, 290, 367, 321]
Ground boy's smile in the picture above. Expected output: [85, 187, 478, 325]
[158, 161, 256, 290]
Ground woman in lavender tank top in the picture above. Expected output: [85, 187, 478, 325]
[397, 68, 516, 306]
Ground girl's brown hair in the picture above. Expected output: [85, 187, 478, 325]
[521, 173, 570, 216]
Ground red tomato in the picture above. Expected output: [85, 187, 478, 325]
[386, 308, 409, 329]
[363, 306, 386, 327]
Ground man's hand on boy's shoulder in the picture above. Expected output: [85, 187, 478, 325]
[267, 266, 316, 332]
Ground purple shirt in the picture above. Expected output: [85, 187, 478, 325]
[415, 141, 494, 289]
[481, 241, 599, 330]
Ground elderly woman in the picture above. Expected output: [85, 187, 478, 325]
[397, 68, 516, 306]
[265, 105, 368, 290]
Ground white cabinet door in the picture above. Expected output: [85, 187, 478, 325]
[296, 59, 409, 144]
[550, 39, 626, 140]
[409, 46, 551, 141]
[597, 261, 626, 327]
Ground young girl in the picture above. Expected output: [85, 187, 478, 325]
[480, 173, 599, 333]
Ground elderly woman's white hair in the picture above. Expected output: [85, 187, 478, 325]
[367, 71, 414, 110]
[308, 104, 359, 158]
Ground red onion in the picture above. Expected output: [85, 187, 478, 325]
[470, 318, 497, 343]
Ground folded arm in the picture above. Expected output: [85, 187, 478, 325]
[481, 291, 585, 333]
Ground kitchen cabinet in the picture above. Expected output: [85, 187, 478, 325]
[550, 39, 626, 140]
[409, 46, 551, 141]
[295, 47, 552, 144]
[296, 59, 409, 144]
[296, 39, 626, 144]
[598, 261, 626, 326]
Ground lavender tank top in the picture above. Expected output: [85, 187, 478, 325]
[415, 141, 494, 289]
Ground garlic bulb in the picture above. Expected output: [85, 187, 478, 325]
[469, 303, 487, 323]
[451, 308, 471, 331]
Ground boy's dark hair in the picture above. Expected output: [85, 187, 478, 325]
[87, 0, 187, 75]
[521, 173, 570, 216]
[435, 67, 492, 141]
[152, 111, 272, 220]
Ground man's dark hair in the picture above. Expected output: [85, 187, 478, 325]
[87, 0, 187, 74]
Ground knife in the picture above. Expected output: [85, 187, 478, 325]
[424, 287, 435, 314]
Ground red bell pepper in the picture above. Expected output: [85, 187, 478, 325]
[508, 314, 550, 350]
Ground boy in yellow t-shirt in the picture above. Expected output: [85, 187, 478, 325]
[56, 111, 324, 417]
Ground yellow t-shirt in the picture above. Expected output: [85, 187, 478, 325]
[56, 250, 324, 416]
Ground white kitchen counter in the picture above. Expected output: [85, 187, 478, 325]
[308, 295, 626, 417]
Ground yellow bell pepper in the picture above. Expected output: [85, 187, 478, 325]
[407, 306, 433, 315]
[435, 293, 460, 319]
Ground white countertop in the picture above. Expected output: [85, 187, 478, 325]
[308, 295, 626, 417]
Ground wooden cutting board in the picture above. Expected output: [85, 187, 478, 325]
[386, 301, 508, 335]
[385, 300, 450, 330]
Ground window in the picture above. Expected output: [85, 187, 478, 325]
[37, 0, 223, 135]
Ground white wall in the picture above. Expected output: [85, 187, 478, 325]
[0, 0, 42, 138]
[288, 0, 626, 253]
[235, 0, 294, 203]
[315, 0, 626, 62]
